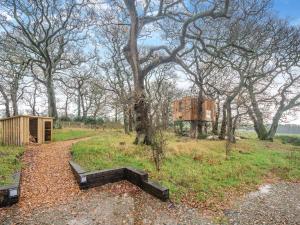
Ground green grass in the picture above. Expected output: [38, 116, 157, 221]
[71, 130, 300, 204]
[53, 128, 100, 141]
[0, 145, 23, 186]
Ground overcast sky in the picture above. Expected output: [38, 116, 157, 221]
[1, 0, 299, 124]
[177, 0, 300, 125]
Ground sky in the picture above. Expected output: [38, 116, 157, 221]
[0, 0, 299, 124]
[273, 0, 300, 25]
[177, 0, 300, 125]
[272, 0, 300, 124]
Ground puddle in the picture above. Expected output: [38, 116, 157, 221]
[249, 184, 272, 197]
[259, 184, 271, 194]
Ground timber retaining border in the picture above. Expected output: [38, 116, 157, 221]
[0, 172, 20, 207]
[69, 161, 169, 201]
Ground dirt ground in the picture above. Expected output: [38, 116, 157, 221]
[0, 139, 299, 225]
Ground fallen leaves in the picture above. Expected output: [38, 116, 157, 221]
[16, 139, 88, 215]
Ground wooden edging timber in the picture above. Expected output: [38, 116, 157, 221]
[69, 161, 169, 201]
[0, 172, 21, 207]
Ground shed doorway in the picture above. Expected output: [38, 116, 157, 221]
[44, 121, 52, 141]
[29, 118, 38, 143]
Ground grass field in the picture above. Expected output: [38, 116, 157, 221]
[0, 145, 23, 186]
[53, 128, 100, 141]
[71, 130, 300, 205]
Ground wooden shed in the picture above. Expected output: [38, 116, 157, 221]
[173, 96, 216, 122]
[0, 115, 53, 146]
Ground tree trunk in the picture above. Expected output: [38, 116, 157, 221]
[123, 0, 152, 145]
[11, 78, 19, 116]
[232, 115, 239, 136]
[11, 92, 18, 116]
[46, 76, 58, 119]
[133, 89, 151, 144]
[77, 90, 81, 118]
[266, 109, 283, 140]
[247, 82, 268, 140]
[197, 90, 204, 137]
[115, 106, 118, 122]
[0, 86, 10, 117]
[4, 101, 10, 117]
[190, 121, 198, 138]
[225, 100, 235, 158]
[212, 101, 220, 135]
[128, 107, 133, 132]
[162, 104, 169, 130]
[226, 102, 235, 143]
[31, 81, 38, 116]
[64, 97, 69, 118]
[219, 103, 227, 140]
[123, 107, 129, 134]
[81, 94, 87, 119]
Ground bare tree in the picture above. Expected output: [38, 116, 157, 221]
[145, 65, 179, 130]
[116, 0, 230, 144]
[22, 79, 43, 116]
[0, 35, 30, 116]
[0, 0, 90, 118]
[242, 20, 300, 140]
[97, 20, 134, 134]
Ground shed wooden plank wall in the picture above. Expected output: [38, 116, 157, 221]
[23, 117, 29, 145]
[38, 118, 53, 143]
[0, 117, 27, 146]
[0, 116, 53, 146]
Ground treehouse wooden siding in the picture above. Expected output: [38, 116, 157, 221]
[173, 97, 216, 122]
[0, 115, 53, 146]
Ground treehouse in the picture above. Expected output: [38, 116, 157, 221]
[173, 96, 216, 122]
[0, 115, 53, 146]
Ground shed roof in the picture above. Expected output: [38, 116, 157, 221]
[0, 115, 53, 121]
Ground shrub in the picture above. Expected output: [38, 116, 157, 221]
[60, 116, 71, 121]
[73, 116, 104, 125]
[277, 135, 300, 146]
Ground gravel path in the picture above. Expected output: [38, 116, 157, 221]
[0, 181, 214, 225]
[0, 139, 213, 225]
[225, 182, 300, 225]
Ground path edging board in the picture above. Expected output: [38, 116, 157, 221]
[0, 172, 20, 207]
[69, 161, 169, 201]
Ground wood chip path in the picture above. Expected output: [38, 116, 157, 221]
[0, 138, 87, 217]
[19, 139, 88, 212]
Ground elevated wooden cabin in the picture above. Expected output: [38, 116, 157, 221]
[0, 115, 53, 146]
[173, 96, 216, 122]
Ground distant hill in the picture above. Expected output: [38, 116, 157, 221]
[240, 124, 300, 135]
